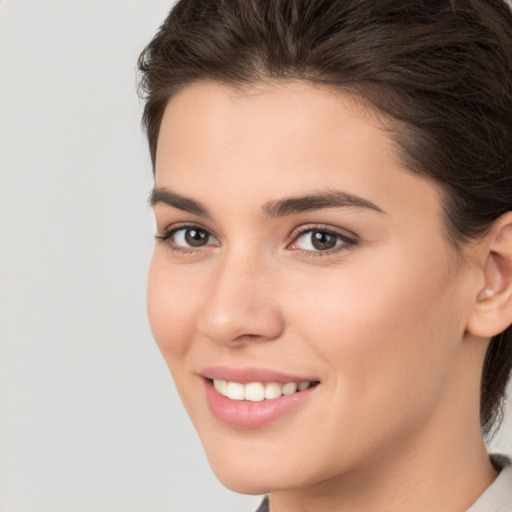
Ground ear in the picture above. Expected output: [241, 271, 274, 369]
[466, 212, 512, 338]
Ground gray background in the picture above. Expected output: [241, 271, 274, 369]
[0, 1, 510, 511]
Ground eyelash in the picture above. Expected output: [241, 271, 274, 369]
[155, 224, 219, 255]
[288, 224, 358, 257]
[155, 223, 358, 257]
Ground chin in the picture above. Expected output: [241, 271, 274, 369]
[203, 440, 323, 496]
[203, 448, 278, 494]
[215, 472, 274, 496]
[213, 467, 305, 496]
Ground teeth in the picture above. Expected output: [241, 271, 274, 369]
[227, 382, 245, 400]
[264, 382, 282, 400]
[213, 379, 312, 402]
[213, 378, 228, 395]
[245, 382, 265, 401]
[282, 382, 298, 395]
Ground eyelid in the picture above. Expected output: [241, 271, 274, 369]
[287, 223, 359, 254]
[156, 220, 218, 238]
[155, 222, 220, 250]
[289, 222, 358, 240]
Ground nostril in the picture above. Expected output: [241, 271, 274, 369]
[198, 305, 285, 346]
[233, 333, 269, 342]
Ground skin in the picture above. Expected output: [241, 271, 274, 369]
[147, 80, 505, 512]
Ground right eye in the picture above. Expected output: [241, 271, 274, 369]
[156, 225, 219, 251]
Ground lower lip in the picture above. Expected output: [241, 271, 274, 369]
[204, 379, 318, 429]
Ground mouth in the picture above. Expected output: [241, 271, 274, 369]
[200, 367, 320, 428]
[211, 378, 318, 401]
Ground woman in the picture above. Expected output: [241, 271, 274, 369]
[138, 1, 512, 510]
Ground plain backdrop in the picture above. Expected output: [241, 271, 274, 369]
[0, 1, 261, 510]
[0, 1, 510, 511]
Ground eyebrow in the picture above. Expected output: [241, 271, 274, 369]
[149, 187, 210, 217]
[149, 187, 385, 218]
[262, 189, 385, 218]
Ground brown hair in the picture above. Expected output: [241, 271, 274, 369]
[138, 0, 512, 436]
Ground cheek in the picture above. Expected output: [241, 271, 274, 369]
[147, 252, 201, 361]
[286, 248, 463, 407]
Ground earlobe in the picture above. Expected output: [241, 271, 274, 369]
[467, 213, 512, 338]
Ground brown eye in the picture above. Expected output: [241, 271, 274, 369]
[290, 227, 357, 254]
[310, 231, 337, 250]
[161, 225, 218, 249]
[184, 227, 210, 247]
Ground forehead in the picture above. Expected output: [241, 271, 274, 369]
[157, 80, 389, 147]
[157, 81, 394, 177]
[154, 80, 443, 226]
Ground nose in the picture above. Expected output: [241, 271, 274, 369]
[197, 253, 284, 346]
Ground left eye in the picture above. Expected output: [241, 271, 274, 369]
[292, 229, 351, 252]
[170, 226, 217, 248]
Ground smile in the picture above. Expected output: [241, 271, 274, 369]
[201, 368, 320, 428]
[213, 379, 313, 401]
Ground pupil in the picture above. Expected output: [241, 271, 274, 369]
[312, 231, 336, 250]
[185, 228, 208, 247]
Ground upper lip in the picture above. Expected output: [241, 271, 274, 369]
[200, 366, 319, 384]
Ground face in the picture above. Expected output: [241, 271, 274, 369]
[148, 81, 477, 495]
